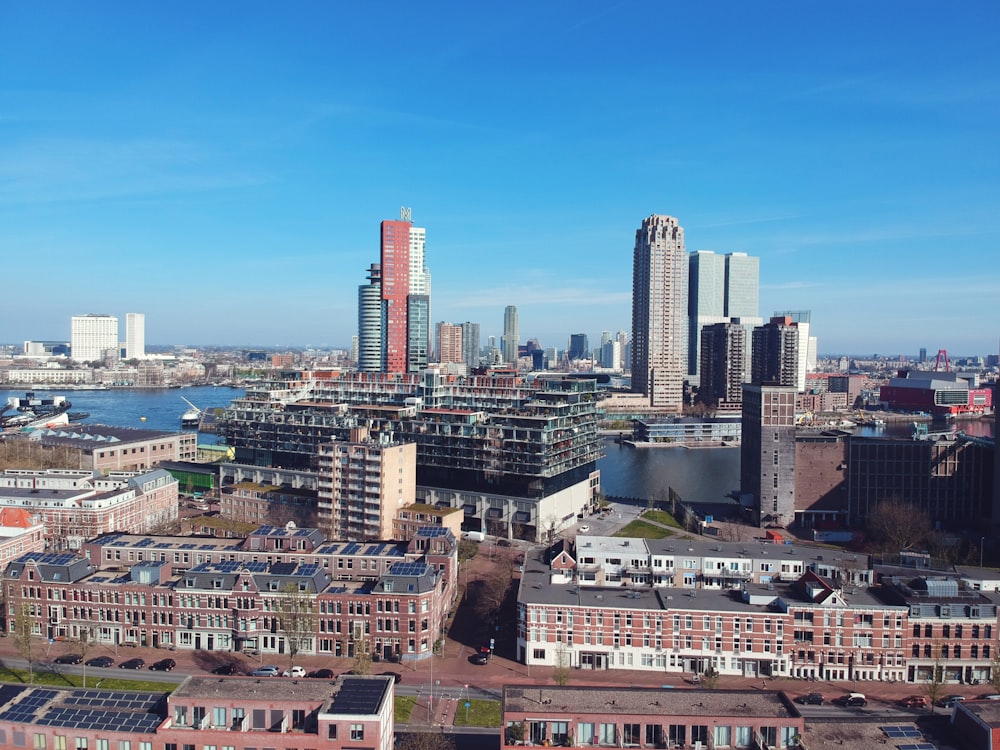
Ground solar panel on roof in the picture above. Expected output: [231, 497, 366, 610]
[330, 677, 388, 714]
[882, 726, 923, 739]
[897, 744, 936, 750]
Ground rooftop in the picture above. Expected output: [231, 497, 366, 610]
[503, 686, 798, 719]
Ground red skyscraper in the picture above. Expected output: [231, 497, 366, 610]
[380, 220, 411, 374]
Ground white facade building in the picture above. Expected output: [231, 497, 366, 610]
[125, 312, 145, 360]
[70, 314, 118, 362]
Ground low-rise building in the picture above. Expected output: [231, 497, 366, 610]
[501, 685, 804, 749]
[22, 424, 197, 470]
[0, 674, 394, 750]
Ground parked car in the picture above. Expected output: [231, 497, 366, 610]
[900, 695, 927, 708]
[55, 654, 83, 665]
[578, 525, 590, 533]
[379, 671, 402, 684]
[938, 695, 966, 708]
[832, 692, 867, 707]
[119, 658, 145, 670]
[250, 665, 280, 677]
[212, 663, 242, 675]
[86, 656, 114, 668]
[283, 666, 306, 677]
[795, 693, 824, 705]
[471, 652, 489, 666]
[149, 658, 176, 672]
[306, 668, 336, 679]
[980, 693, 1000, 701]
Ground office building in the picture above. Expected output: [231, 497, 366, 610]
[436, 322, 464, 364]
[461, 321, 481, 369]
[687, 250, 727, 384]
[741, 384, 797, 527]
[568, 333, 590, 361]
[752, 316, 801, 389]
[502, 305, 519, 366]
[632, 215, 687, 411]
[70, 313, 118, 362]
[124, 312, 145, 359]
[698, 321, 747, 409]
[406, 293, 429, 372]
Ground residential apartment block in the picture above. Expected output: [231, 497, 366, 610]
[0, 468, 178, 550]
[517, 536, 999, 685]
[218, 368, 603, 541]
[8, 524, 457, 661]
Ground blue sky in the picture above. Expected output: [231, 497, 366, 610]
[1, 2, 998, 356]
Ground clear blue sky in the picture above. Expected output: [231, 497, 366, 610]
[2, 2, 998, 356]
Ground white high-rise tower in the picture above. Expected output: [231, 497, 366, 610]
[125, 313, 145, 360]
[71, 314, 118, 362]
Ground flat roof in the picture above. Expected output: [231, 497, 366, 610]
[503, 686, 798, 719]
[172, 675, 339, 702]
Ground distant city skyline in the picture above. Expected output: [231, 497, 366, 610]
[1, 4, 998, 355]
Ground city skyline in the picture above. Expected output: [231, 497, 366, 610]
[2, 3, 998, 355]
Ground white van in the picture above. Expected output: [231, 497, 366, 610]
[463, 531, 485, 543]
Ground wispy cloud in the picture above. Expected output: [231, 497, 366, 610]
[0, 137, 268, 204]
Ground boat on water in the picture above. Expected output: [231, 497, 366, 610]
[0, 392, 84, 431]
[180, 397, 202, 429]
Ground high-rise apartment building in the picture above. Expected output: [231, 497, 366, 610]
[698, 321, 747, 410]
[71, 314, 118, 362]
[752, 316, 801, 389]
[436, 322, 464, 364]
[461, 322, 480, 370]
[357, 264, 384, 372]
[772, 310, 813, 390]
[317, 427, 416, 541]
[632, 215, 687, 411]
[502, 305, 519, 366]
[358, 210, 431, 374]
[741, 384, 797, 527]
[124, 313, 145, 360]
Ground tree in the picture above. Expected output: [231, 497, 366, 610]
[351, 627, 373, 676]
[505, 722, 526, 746]
[553, 650, 571, 686]
[273, 583, 318, 670]
[701, 665, 721, 689]
[865, 498, 933, 553]
[923, 641, 946, 710]
[990, 650, 1000, 695]
[76, 626, 96, 688]
[12, 603, 36, 684]
[396, 730, 456, 750]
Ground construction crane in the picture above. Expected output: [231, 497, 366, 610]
[934, 349, 950, 372]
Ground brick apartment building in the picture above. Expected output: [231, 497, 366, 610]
[519, 536, 1000, 685]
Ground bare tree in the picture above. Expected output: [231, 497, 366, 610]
[475, 554, 517, 625]
[923, 641, 946, 709]
[865, 498, 932, 553]
[351, 628, 373, 676]
[990, 650, 1000, 695]
[396, 730, 455, 750]
[12, 603, 37, 684]
[76, 626, 96, 688]
[273, 583, 318, 671]
[701, 665, 721, 689]
[553, 650, 571, 686]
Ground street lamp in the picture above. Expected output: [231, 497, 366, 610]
[981, 537, 986, 569]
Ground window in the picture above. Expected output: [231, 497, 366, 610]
[577, 723, 595, 745]
[350, 724, 364, 741]
[598, 723, 616, 745]
[34, 735, 47, 750]
[326, 725, 337, 740]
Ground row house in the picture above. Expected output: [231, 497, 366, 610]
[7, 530, 454, 662]
[0, 468, 178, 550]
[520, 543, 998, 685]
[0, 674, 394, 750]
